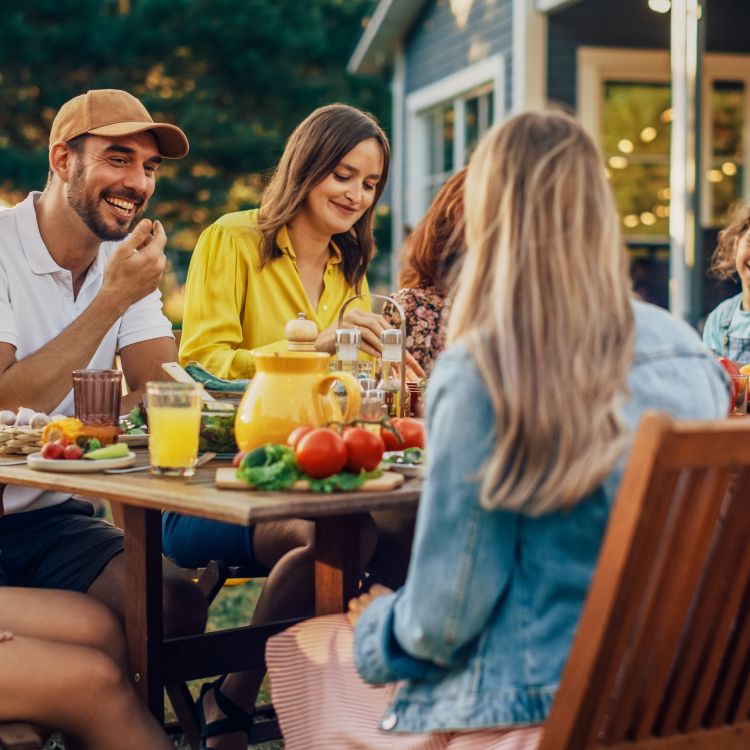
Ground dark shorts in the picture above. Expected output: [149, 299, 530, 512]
[162, 511, 268, 576]
[0, 499, 125, 592]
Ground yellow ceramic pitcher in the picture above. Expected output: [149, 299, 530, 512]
[234, 315, 362, 451]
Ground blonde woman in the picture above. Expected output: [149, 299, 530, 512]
[264, 110, 729, 748]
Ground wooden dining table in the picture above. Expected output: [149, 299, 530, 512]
[0, 451, 421, 736]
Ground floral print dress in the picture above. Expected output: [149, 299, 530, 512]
[385, 285, 450, 377]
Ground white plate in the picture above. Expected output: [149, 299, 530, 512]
[26, 451, 137, 473]
[381, 452, 423, 478]
[119, 433, 149, 447]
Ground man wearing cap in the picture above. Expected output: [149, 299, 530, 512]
[0, 89, 207, 637]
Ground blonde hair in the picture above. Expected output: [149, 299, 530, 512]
[448, 109, 634, 515]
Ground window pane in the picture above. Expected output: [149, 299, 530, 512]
[465, 95, 480, 160]
[709, 81, 744, 225]
[603, 81, 671, 238]
[443, 107, 454, 173]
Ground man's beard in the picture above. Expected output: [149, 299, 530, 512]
[66, 162, 147, 241]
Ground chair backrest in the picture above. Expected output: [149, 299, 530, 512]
[540, 412, 750, 750]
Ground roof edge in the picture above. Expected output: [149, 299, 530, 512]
[348, 0, 426, 75]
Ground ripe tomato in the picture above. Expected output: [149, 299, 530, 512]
[63, 443, 83, 460]
[288, 426, 314, 449]
[295, 428, 347, 478]
[380, 418, 425, 451]
[343, 427, 384, 473]
[231, 451, 247, 468]
[41, 441, 65, 460]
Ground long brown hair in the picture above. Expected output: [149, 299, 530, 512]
[399, 168, 467, 291]
[710, 203, 750, 280]
[449, 109, 634, 515]
[256, 104, 390, 289]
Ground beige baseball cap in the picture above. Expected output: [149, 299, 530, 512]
[49, 89, 189, 158]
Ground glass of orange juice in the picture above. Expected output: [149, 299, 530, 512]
[146, 382, 203, 476]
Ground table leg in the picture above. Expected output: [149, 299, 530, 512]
[314, 514, 364, 615]
[122, 505, 164, 721]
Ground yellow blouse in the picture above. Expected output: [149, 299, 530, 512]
[179, 209, 371, 379]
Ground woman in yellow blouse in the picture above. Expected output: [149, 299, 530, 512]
[166, 104, 391, 750]
[179, 103, 391, 379]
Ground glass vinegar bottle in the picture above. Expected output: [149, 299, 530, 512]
[377, 329, 402, 418]
[336, 328, 361, 375]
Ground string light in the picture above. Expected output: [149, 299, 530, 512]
[618, 139, 634, 154]
[640, 127, 658, 143]
[609, 156, 628, 170]
[648, 0, 671, 13]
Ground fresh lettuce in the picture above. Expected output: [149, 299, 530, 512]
[236, 444, 301, 491]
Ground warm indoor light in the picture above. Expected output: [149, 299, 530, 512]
[640, 212, 657, 226]
[648, 0, 671, 13]
[656, 205, 670, 218]
[706, 169, 724, 183]
[660, 108, 673, 123]
[623, 214, 640, 228]
[640, 126, 658, 142]
[609, 156, 628, 170]
[722, 161, 738, 176]
[618, 139, 634, 154]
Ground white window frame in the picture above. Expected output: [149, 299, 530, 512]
[405, 54, 505, 228]
[578, 47, 750, 231]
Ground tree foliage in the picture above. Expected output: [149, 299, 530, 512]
[0, 0, 387, 278]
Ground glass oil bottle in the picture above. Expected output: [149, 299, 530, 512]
[377, 329, 402, 418]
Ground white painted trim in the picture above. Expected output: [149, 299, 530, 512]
[405, 54, 506, 227]
[390, 46, 406, 287]
[578, 48, 670, 143]
[405, 54, 505, 114]
[513, 0, 547, 111]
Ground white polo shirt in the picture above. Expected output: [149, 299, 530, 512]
[0, 192, 174, 514]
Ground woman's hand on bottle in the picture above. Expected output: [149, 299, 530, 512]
[316, 308, 391, 358]
[317, 308, 426, 377]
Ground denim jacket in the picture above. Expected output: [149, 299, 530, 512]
[354, 300, 729, 734]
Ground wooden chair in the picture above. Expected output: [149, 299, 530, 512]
[164, 561, 296, 749]
[540, 412, 750, 749]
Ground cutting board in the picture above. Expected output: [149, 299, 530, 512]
[215, 468, 405, 492]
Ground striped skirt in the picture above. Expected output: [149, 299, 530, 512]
[266, 614, 543, 750]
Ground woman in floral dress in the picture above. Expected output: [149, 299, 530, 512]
[385, 168, 467, 376]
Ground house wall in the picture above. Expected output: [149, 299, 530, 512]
[548, 0, 750, 110]
[547, 0, 750, 319]
[547, 0, 668, 109]
[405, 0, 514, 111]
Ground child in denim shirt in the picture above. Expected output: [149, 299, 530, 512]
[703, 205, 750, 363]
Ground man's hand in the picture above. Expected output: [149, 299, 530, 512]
[347, 583, 394, 627]
[101, 219, 167, 315]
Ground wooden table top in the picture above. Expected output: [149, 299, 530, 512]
[0, 452, 421, 525]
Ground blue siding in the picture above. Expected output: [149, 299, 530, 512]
[547, 0, 669, 109]
[547, 0, 750, 110]
[405, 0, 513, 111]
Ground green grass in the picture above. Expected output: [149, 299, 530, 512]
[169, 579, 284, 749]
